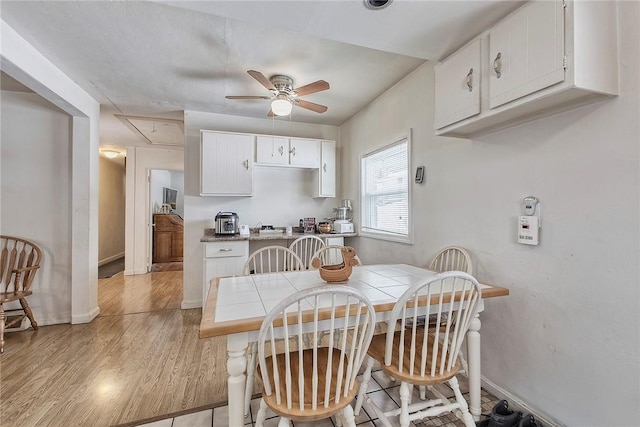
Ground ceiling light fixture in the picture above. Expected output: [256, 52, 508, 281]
[102, 150, 119, 159]
[364, 0, 392, 10]
[271, 95, 293, 116]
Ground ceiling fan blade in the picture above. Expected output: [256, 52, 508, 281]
[226, 95, 272, 100]
[295, 99, 328, 113]
[247, 70, 276, 91]
[294, 80, 330, 96]
[267, 109, 275, 117]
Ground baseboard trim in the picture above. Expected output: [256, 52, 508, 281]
[71, 306, 100, 324]
[181, 300, 202, 310]
[481, 376, 564, 427]
[98, 252, 125, 267]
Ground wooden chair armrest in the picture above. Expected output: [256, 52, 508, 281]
[12, 265, 40, 274]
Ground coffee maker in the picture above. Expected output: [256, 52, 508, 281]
[333, 199, 354, 233]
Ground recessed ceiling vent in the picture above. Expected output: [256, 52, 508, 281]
[115, 115, 184, 146]
[364, 0, 392, 10]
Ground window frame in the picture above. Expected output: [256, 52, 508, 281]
[359, 131, 413, 244]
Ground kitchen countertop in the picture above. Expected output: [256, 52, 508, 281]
[200, 228, 357, 242]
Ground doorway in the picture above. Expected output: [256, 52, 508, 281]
[98, 153, 126, 278]
[148, 169, 184, 273]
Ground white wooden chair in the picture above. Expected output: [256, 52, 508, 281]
[242, 245, 305, 415]
[243, 246, 303, 275]
[255, 286, 376, 427]
[427, 246, 473, 388]
[429, 246, 473, 275]
[354, 271, 481, 427]
[288, 235, 325, 269]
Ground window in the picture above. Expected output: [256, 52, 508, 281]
[360, 134, 412, 243]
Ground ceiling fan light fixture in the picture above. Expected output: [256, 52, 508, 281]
[271, 96, 293, 116]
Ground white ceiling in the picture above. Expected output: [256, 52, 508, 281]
[0, 0, 522, 147]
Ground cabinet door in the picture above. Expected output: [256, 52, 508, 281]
[489, 0, 565, 108]
[434, 39, 481, 130]
[201, 131, 254, 195]
[317, 140, 336, 197]
[256, 136, 289, 165]
[203, 256, 248, 309]
[153, 232, 172, 263]
[289, 138, 320, 167]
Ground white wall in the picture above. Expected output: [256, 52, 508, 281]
[1, 20, 101, 324]
[0, 91, 72, 324]
[182, 110, 340, 308]
[338, 3, 639, 425]
[150, 169, 172, 213]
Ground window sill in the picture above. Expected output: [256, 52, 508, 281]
[359, 230, 413, 245]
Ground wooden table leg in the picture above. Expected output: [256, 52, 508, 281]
[466, 314, 482, 421]
[227, 333, 249, 427]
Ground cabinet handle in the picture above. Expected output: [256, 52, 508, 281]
[219, 248, 233, 252]
[290, 147, 296, 156]
[243, 159, 249, 170]
[493, 52, 502, 78]
[323, 163, 327, 172]
[278, 145, 284, 155]
[465, 68, 473, 92]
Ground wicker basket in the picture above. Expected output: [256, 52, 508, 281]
[313, 246, 359, 283]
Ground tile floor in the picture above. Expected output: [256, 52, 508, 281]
[135, 370, 499, 427]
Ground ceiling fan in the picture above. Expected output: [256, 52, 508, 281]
[226, 70, 330, 117]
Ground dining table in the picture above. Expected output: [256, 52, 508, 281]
[199, 264, 509, 427]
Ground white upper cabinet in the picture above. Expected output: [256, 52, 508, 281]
[489, 0, 565, 108]
[434, 39, 481, 130]
[256, 136, 289, 165]
[434, 0, 618, 138]
[200, 131, 254, 196]
[255, 136, 320, 168]
[313, 140, 336, 198]
[289, 138, 320, 168]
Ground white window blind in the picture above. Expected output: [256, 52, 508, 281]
[361, 137, 410, 240]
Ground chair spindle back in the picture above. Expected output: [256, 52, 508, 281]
[258, 286, 376, 411]
[0, 236, 42, 294]
[243, 246, 304, 275]
[385, 271, 481, 378]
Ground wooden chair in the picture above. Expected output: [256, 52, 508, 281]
[243, 246, 303, 275]
[288, 235, 325, 269]
[255, 286, 376, 427]
[242, 245, 304, 415]
[354, 271, 481, 427]
[429, 246, 473, 275]
[1, 235, 42, 353]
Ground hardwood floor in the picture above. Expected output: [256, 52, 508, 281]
[0, 272, 229, 427]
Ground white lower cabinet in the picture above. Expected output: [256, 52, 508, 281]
[202, 241, 249, 311]
[323, 236, 344, 264]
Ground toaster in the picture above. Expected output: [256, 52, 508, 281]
[215, 212, 239, 235]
